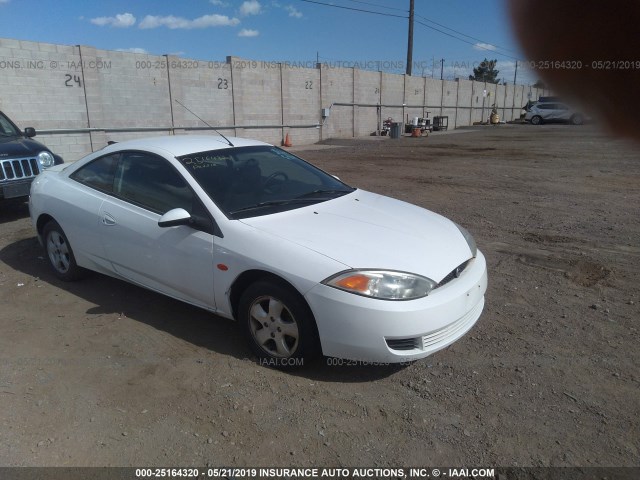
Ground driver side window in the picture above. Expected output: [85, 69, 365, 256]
[113, 152, 194, 215]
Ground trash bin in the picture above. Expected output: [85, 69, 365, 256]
[433, 116, 448, 131]
[390, 122, 403, 139]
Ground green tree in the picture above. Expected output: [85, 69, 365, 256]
[468, 58, 499, 83]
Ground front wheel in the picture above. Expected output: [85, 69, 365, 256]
[570, 114, 584, 125]
[43, 220, 86, 281]
[530, 115, 543, 125]
[239, 281, 320, 367]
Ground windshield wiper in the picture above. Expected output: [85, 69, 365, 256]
[294, 188, 354, 199]
[229, 189, 354, 216]
[229, 198, 316, 216]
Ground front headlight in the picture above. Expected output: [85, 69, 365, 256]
[454, 223, 477, 257]
[37, 151, 55, 169]
[323, 270, 436, 300]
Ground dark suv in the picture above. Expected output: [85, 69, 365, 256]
[0, 111, 63, 202]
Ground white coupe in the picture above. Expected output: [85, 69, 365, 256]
[29, 135, 487, 366]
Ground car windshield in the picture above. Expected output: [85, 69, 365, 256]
[177, 145, 355, 219]
[0, 113, 20, 137]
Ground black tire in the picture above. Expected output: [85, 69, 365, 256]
[570, 114, 584, 125]
[43, 220, 86, 281]
[531, 115, 543, 125]
[239, 280, 320, 367]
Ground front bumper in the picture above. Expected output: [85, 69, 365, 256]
[305, 250, 488, 363]
[0, 178, 34, 200]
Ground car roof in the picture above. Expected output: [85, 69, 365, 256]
[101, 135, 272, 157]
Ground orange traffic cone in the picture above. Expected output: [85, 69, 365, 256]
[283, 133, 292, 147]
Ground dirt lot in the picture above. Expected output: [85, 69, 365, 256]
[0, 125, 638, 468]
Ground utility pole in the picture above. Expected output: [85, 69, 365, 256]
[406, 0, 414, 75]
[513, 60, 518, 85]
[440, 58, 444, 80]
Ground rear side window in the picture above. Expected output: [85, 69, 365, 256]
[70, 154, 119, 193]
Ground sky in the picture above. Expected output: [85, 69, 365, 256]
[0, 0, 539, 84]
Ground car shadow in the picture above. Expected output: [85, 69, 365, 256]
[289, 358, 408, 382]
[0, 200, 30, 224]
[0, 237, 404, 382]
[0, 236, 248, 359]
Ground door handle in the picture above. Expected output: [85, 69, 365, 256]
[102, 213, 116, 226]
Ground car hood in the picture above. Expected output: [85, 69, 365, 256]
[239, 190, 474, 282]
[0, 136, 48, 158]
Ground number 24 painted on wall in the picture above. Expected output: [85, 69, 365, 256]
[65, 74, 82, 87]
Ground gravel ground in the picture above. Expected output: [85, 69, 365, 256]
[0, 124, 638, 468]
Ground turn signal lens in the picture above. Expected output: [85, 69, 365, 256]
[323, 270, 436, 300]
[334, 274, 371, 292]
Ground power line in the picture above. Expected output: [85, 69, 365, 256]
[295, 0, 408, 18]
[297, 0, 523, 62]
[342, 0, 408, 13]
[414, 13, 521, 55]
[415, 20, 521, 61]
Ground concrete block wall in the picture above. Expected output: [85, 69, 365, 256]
[354, 69, 381, 137]
[470, 81, 487, 123]
[380, 72, 404, 128]
[229, 57, 281, 144]
[320, 66, 354, 140]
[494, 84, 506, 121]
[504, 85, 515, 122]
[513, 85, 525, 119]
[0, 37, 550, 161]
[424, 78, 442, 113]
[404, 75, 425, 126]
[456, 80, 473, 126]
[168, 57, 234, 131]
[529, 87, 541, 109]
[281, 65, 321, 145]
[0, 40, 86, 129]
[441, 80, 458, 128]
[0, 39, 92, 159]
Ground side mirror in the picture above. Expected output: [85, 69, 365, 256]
[24, 127, 36, 138]
[158, 208, 192, 228]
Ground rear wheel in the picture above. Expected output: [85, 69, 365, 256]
[239, 280, 320, 367]
[570, 114, 584, 125]
[43, 220, 86, 281]
[531, 115, 543, 125]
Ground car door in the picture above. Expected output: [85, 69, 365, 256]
[538, 103, 554, 121]
[554, 103, 571, 121]
[99, 151, 216, 310]
[66, 152, 121, 272]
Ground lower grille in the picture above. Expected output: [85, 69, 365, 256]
[0, 157, 40, 182]
[422, 300, 483, 349]
[385, 299, 484, 353]
[386, 337, 421, 351]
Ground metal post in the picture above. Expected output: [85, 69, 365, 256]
[406, 0, 414, 75]
[77, 45, 93, 151]
[164, 54, 175, 136]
